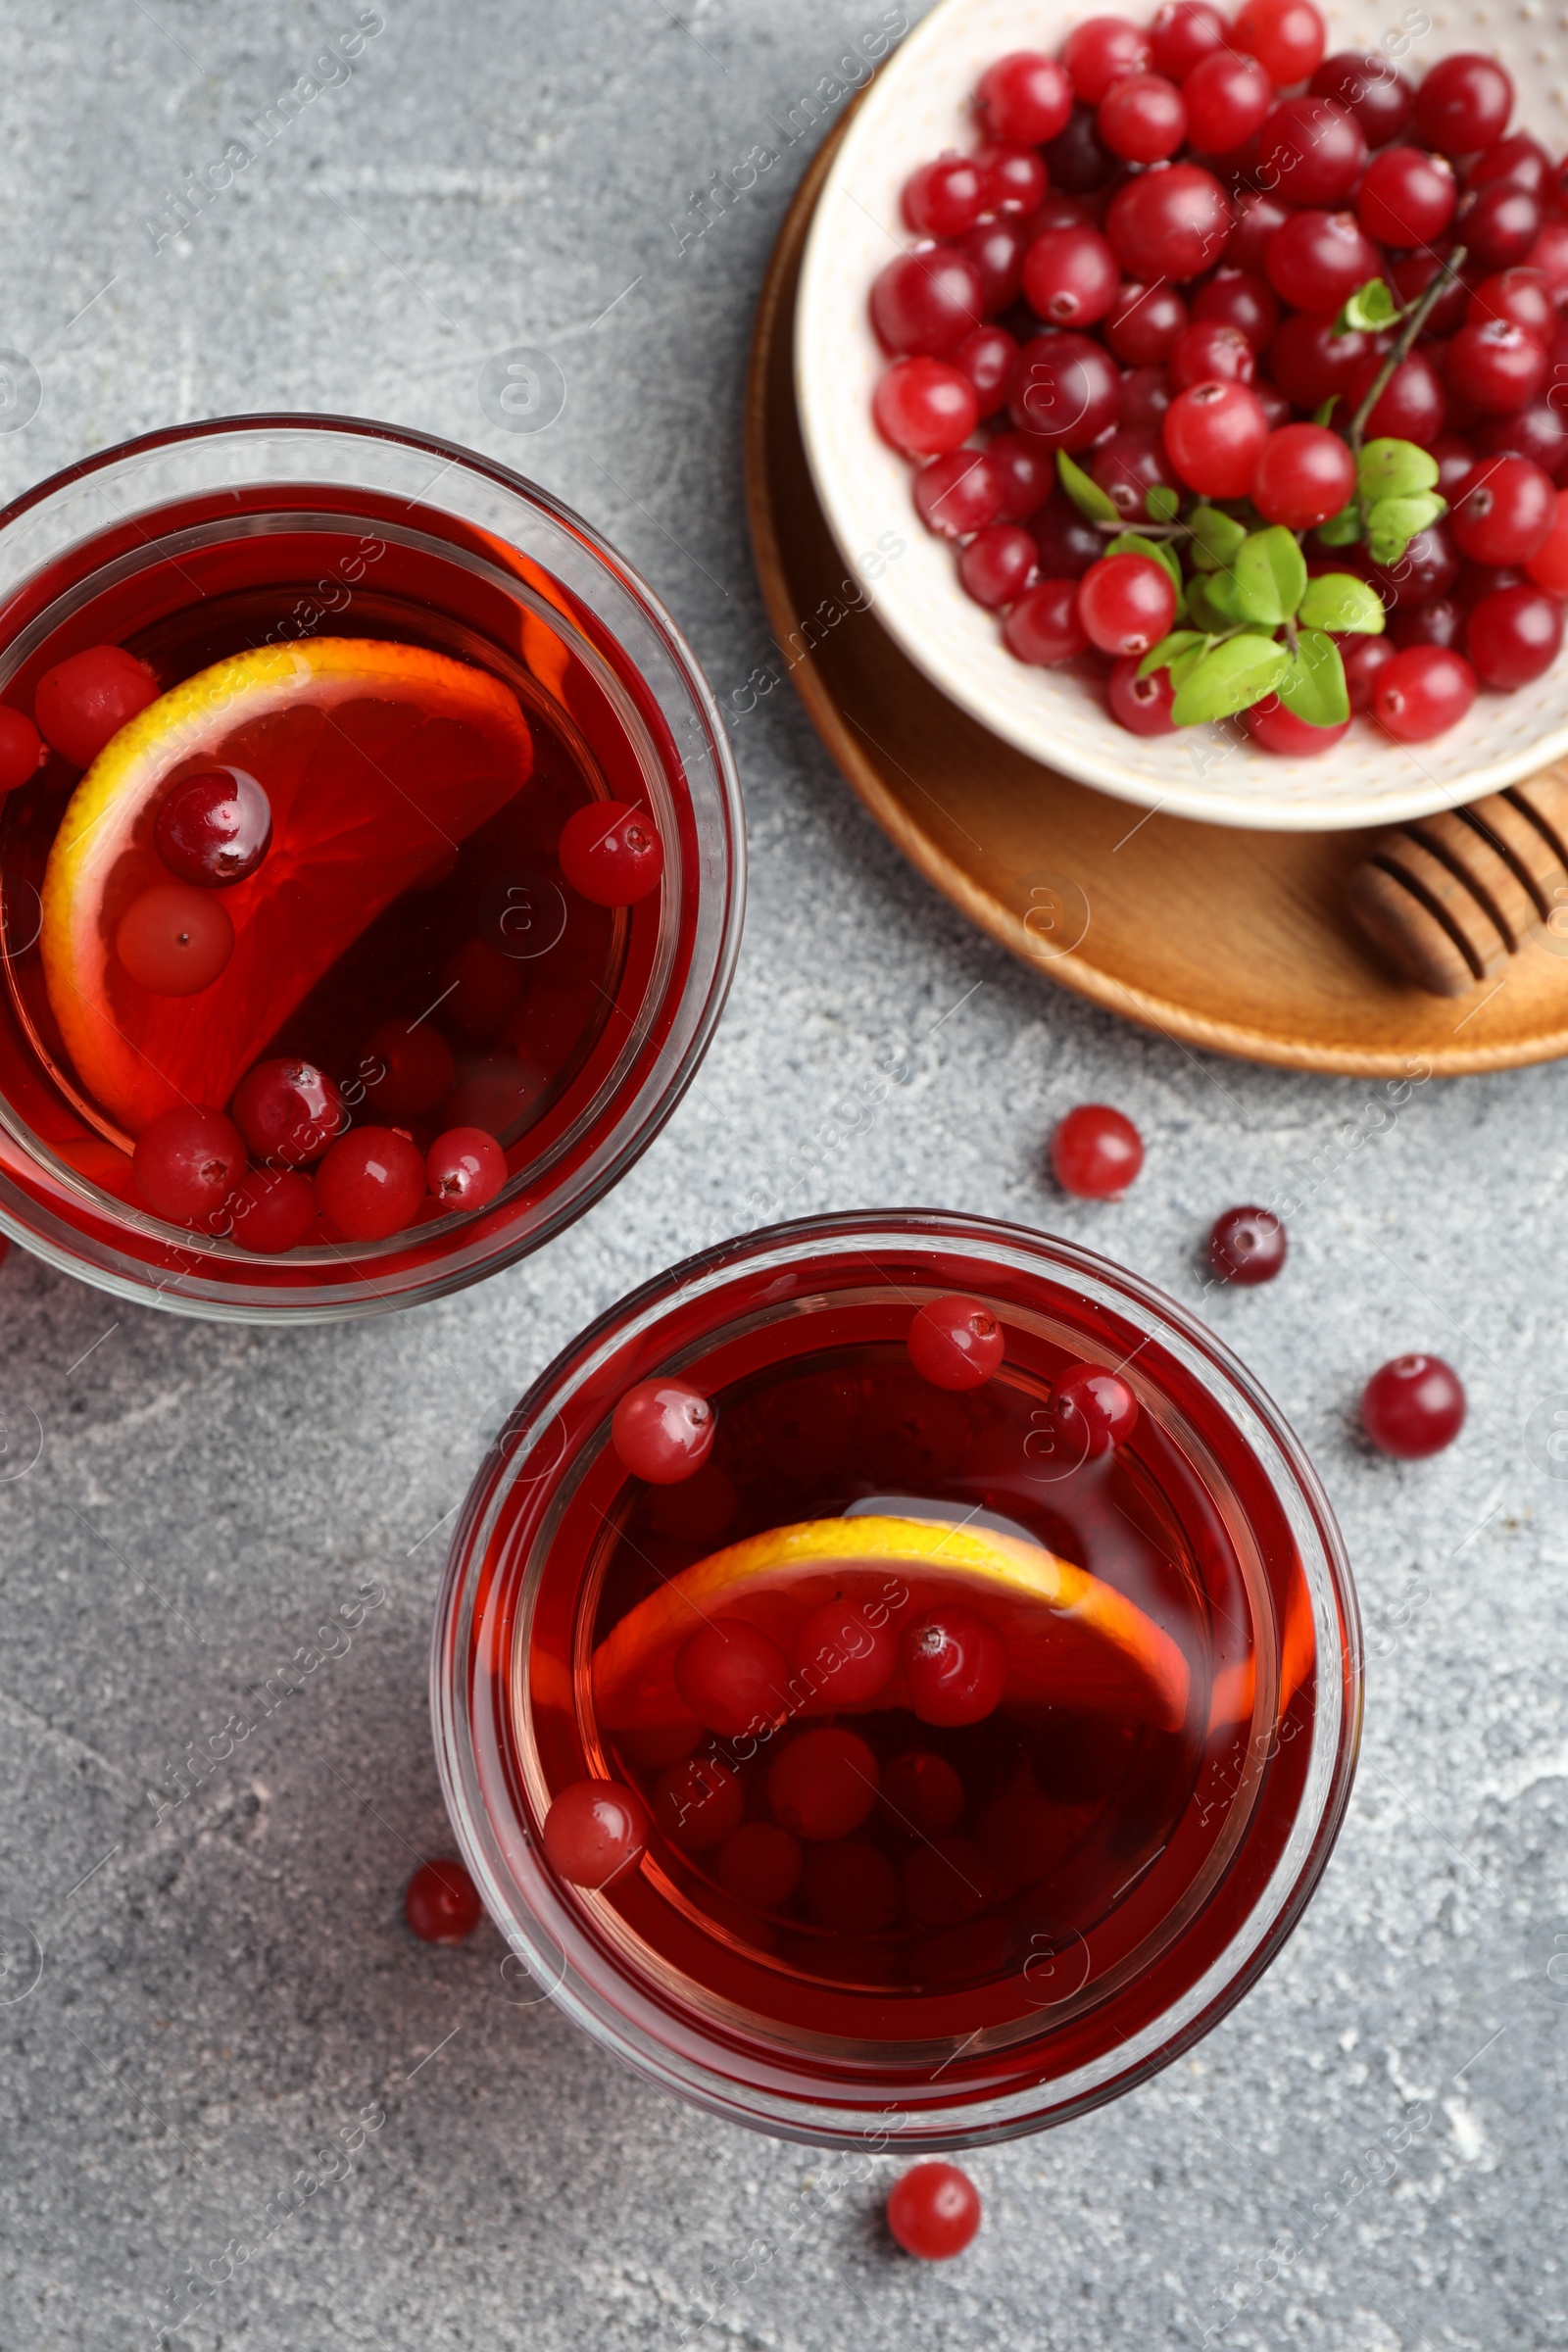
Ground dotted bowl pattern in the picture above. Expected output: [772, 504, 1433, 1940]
[795, 0, 1568, 830]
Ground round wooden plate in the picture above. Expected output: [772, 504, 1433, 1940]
[743, 110, 1568, 1077]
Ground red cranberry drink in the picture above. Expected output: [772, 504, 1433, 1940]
[434, 1212, 1361, 2145]
[0, 417, 742, 1316]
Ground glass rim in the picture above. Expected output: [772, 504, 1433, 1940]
[431, 1207, 1363, 2148]
[0, 412, 747, 1320]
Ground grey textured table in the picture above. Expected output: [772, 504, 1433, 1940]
[0, 5, 1563, 2347]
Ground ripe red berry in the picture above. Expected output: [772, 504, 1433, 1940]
[903, 1607, 1008, 1728]
[952, 324, 1019, 418]
[716, 1821, 803, 1909]
[870, 247, 985, 358]
[989, 431, 1056, 523]
[34, 645, 158, 767]
[1245, 699, 1350, 755]
[1171, 319, 1255, 389]
[976, 143, 1049, 217]
[1466, 582, 1564, 687]
[117, 883, 234, 996]
[1269, 314, 1369, 408]
[1004, 578, 1091, 666]
[542, 1780, 651, 1888]
[1099, 72, 1188, 164]
[907, 1294, 1004, 1390]
[404, 1857, 482, 1942]
[231, 1057, 343, 1166]
[960, 216, 1029, 312]
[1348, 351, 1446, 448]
[1391, 596, 1465, 652]
[133, 1104, 247, 1224]
[558, 801, 664, 906]
[1266, 210, 1381, 314]
[1045, 103, 1121, 195]
[1051, 1102, 1144, 1197]
[792, 1598, 898, 1706]
[1182, 49, 1275, 157]
[1362, 1353, 1465, 1457]
[1444, 318, 1549, 415]
[1093, 425, 1183, 521]
[913, 450, 1003, 541]
[1076, 552, 1178, 656]
[314, 1127, 427, 1242]
[1020, 223, 1120, 328]
[1390, 250, 1471, 338]
[1458, 181, 1544, 275]
[1449, 452, 1557, 564]
[887, 2164, 982, 2261]
[767, 1728, 879, 1841]
[1252, 423, 1356, 529]
[903, 154, 989, 241]
[1052, 1361, 1139, 1452]
[1163, 378, 1269, 498]
[1476, 399, 1568, 477]
[1008, 331, 1121, 449]
[1191, 269, 1277, 349]
[881, 1750, 965, 1838]
[1150, 0, 1226, 79]
[612, 1378, 714, 1483]
[1105, 280, 1189, 365]
[975, 51, 1074, 146]
[361, 1019, 453, 1117]
[1118, 364, 1175, 432]
[652, 1756, 744, 1849]
[0, 706, 43, 794]
[1106, 163, 1232, 282]
[1208, 1204, 1288, 1284]
[1108, 656, 1177, 734]
[155, 765, 271, 888]
[1413, 53, 1512, 157]
[225, 1168, 317, 1254]
[957, 524, 1039, 610]
[1371, 645, 1478, 741]
[1526, 488, 1568, 594]
[1258, 96, 1366, 204]
[1470, 132, 1552, 199]
[1466, 269, 1555, 342]
[1225, 189, 1292, 274]
[1310, 50, 1414, 145]
[1342, 633, 1396, 711]
[1233, 0, 1326, 82]
[1062, 15, 1152, 104]
[874, 357, 979, 456]
[674, 1620, 790, 1738]
[1365, 521, 1460, 612]
[426, 1124, 507, 1210]
[1356, 145, 1457, 247]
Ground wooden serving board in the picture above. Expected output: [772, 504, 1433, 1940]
[743, 112, 1568, 1077]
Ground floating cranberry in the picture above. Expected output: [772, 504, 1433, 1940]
[361, 1019, 454, 1117]
[1192, 270, 1277, 350]
[314, 1127, 426, 1242]
[225, 1168, 317, 1254]
[903, 154, 989, 241]
[612, 1377, 714, 1484]
[1182, 50, 1274, 158]
[1362, 1353, 1465, 1457]
[1258, 97, 1366, 205]
[792, 1597, 898, 1706]
[1108, 656, 1177, 734]
[132, 1104, 246, 1223]
[1371, 646, 1478, 741]
[1106, 164, 1232, 283]
[907, 1294, 1004, 1391]
[1163, 379, 1268, 498]
[802, 1838, 898, 1933]
[1467, 583, 1564, 687]
[1208, 1204, 1288, 1284]
[874, 357, 979, 456]
[426, 1124, 507, 1210]
[0, 707, 44, 793]
[957, 525, 1038, 610]
[903, 1607, 1008, 1728]
[404, 1857, 482, 1943]
[558, 800, 664, 906]
[231, 1057, 343, 1165]
[542, 1779, 650, 1888]
[1449, 453, 1557, 564]
[675, 1620, 789, 1738]
[1052, 1361, 1139, 1451]
[886, 2164, 982, 2261]
[652, 1755, 745, 1849]
[1077, 552, 1177, 656]
[1527, 220, 1568, 305]
[1265, 210, 1381, 315]
[1252, 423, 1356, 529]
[768, 1729, 879, 1842]
[881, 1750, 965, 1838]
[155, 766, 271, 888]
[117, 883, 234, 996]
[34, 645, 158, 766]
[716, 1821, 803, 1909]
[1045, 103, 1121, 195]
[870, 247, 985, 357]
[1051, 1102, 1144, 1197]
[1310, 51, 1414, 146]
[1412, 52, 1512, 157]
[1004, 577, 1091, 666]
[1021, 223, 1120, 328]
[1063, 15, 1152, 103]
[1008, 332, 1121, 449]
[975, 51, 1074, 146]
[1356, 145, 1456, 247]
[1099, 72, 1188, 165]
[1245, 699, 1350, 754]
[1150, 0, 1226, 77]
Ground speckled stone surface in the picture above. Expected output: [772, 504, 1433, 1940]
[0, 5, 1565, 2348]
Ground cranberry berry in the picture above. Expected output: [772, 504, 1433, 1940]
[1252, 424, 1356, 531]
[426, 1124, 508, 1210]
[1258, 96, 1366, 205]
[887, 2164, 983, 2262]
[558, 801, 665, 906]
[1045, 103, 1121, 195]
[767, 1728, 880, 1841]
[975, 51, 1074, 146]
[1106, 164, 1232, 283]
[1362, 1353, 1465, 1458]
[870, 248, 984, 358]
[1171, 320, 1256, 390]
[952, 324, 1018, 417]
[1192, 270, 1277, 351]
[542, 1780, 650, 1888]
[1149, 0, 1227, 79]
[225, 1168, 317, 1255]
[1098, 72, 1188, 165]
[155, 765, 271, 887]
[674, 1619, 790, 1738]
[913, 450, 1004, 541]
[117, 883, 234, 996]
[907, 1294, 1004, 1391]
[958, 524, 1038, 610]
[1052, 1361, 1139, 1452]
[1467, 583, 1564, 687]
[1020, 223, 1120, 328]
[1311, 50, 1415, 146]
[132, 1104, 246, 1224]
[1412, 52, 1512, 157]
[792, 1598, 899, 1706]
[1163, 379, 1269, 499]
[612, 1378, 714, 1484]
[1208, 1204, 1288, 1285]
[976, 143, 1049, 217]
[874, 358, 979, 456]
[314, 1127, 427, 1242]
[0, 707, 45, 794]
[1108, 655, 1177, 734]
[1051, 1102, 1144, 1198]
[1348, 352, 1446, 449]
[1449, 454, 1557, 565]
[1266, 211, 1381, 315]
[231, 1056, 343, 1165]
[1008, 332, 1121, 450]
[1456, 181, 1542, 275]
[902, 1606, 1009, 1727]
[1356, 145, 1456, 248]
[404, 1858, 482, 1943]
[1182, 50, 1275, 158]
[903, 154, 989, 241]
[1232, 0, 1327, 87]
[1246, 700, 1350, 755]
[1004, 578, 1090, 666]
[1105, 280, 1189, 366]
[1062, 15, 1152, 104]
[34, 644, 158, 767]
[1077, 552, 1177, 657]
[1371, 646, 1478, 742]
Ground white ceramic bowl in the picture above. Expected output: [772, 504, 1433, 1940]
[796, 0, 1568, 830]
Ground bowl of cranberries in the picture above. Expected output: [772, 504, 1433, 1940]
[796, 0, 1568, 826]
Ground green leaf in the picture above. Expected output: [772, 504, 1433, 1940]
[1358, 437, 1441, 503]
[1169, 640, 1211, 688]
[1107, 529, 1184, 603]
[1366, 491, 1446, 565]
[1056, 450, 1119, 526]
[1315, 500, 1363, 547]
[1188, 505, 1248, 572]
[1170, 633, 1292, 727]
[1298, 571, 1387, 634]
[1198, 568, 1245, 622]
[1233, 526, 1308, 627]
[1137, 627, 1205, 679]
[1275, 628, 1350, 727]
[1312, 397, 1339, 429]
[1334, 276, 1399, 335]
[1146, 482, 1180, 523]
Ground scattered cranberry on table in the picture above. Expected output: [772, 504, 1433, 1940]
[886, 2162, 983, 2260]
[1362, 1354, 1466, 1457]
[1051, 1103, 1144, 1198]
[542, 1779, 651, 1889]
[906, 1293, 1004, 1390]
[612, 1377, 715, 1483]
[1209, 1204, 1288, 1285]
[404, 1856, 483, 1943]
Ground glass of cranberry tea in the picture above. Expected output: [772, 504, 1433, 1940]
[434, 1209, 1361, 2147]
[0, 416, 743, 1318]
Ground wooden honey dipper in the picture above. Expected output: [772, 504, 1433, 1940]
[1347, 766, 1568, 997]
